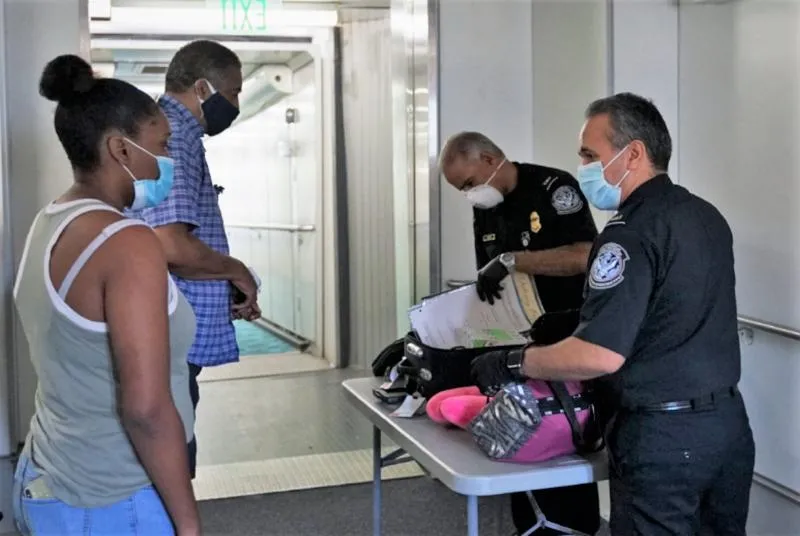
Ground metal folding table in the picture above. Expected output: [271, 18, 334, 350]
[343, 377, 609, 536]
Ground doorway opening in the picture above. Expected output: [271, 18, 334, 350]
[91, 37, 330, 383]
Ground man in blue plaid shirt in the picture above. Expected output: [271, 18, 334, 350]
[128, 40, 260, 478]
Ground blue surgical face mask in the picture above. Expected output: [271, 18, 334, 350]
[576, 146, 631, 211]
[122, 139, 175, 211]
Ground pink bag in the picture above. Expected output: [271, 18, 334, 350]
[467, 380, 601, 463]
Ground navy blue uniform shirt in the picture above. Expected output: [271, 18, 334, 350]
[473, 162, 598, 312]
[575, 174, 741, 408]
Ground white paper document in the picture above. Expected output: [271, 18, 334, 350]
[408, 273, 544, 350]
[390, 395, 427, 418]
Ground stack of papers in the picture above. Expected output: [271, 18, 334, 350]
[408, 273, 544, 350]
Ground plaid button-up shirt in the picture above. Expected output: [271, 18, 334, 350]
[127, 95, 239, 367]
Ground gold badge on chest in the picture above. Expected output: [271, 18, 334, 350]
[530, 211, 542, 233]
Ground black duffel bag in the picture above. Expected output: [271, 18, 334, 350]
[392, 309, 582, 399]
[397, 335, 518, 399]
[371, 336, 406, 378]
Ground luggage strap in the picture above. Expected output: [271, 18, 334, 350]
[547, 381, 604, 454]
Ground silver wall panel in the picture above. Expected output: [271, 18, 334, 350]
[677, 0, 800, 500]
[390, 0, 414, 335]
[390, 0, 438, 333]
[0, 1, 89, 530]
[437, 0, 535, 285]
[531, 0, 608, 229]
[412, 0, 437, 299]
[6, 0, 89, 455]
[340, 10, 397, 369]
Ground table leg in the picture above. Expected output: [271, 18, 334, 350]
[373, 425, 382, 536]
[466, 495, 478, 536]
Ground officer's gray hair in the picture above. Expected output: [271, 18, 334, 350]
[438, 131, 505, 169]
[585, 92, 672, 172]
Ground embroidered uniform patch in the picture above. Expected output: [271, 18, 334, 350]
[603, 211, 626, 229]
[589, 242, 629, 290]
[607, 212, 624, 223]
[551, 185, 584, 215]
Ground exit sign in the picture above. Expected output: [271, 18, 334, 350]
[211, 0, 284, 32]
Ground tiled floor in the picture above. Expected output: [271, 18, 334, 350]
[193, 448, 424, 501]
[192, 367, 415, 500]
[198, 352, 330, 383]
[191, 366, 610, 517]
[194, 368, 375, 467]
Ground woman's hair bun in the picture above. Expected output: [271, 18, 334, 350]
[39, 54, 97, 104]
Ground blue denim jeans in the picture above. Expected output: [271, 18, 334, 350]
[13, 454, 175, 535]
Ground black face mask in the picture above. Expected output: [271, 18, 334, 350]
[202, 93, 240, 136]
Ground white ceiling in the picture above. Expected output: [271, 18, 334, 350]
[90, 45, 312, 99]
[91, 47, 301, 66]
[109, 0, 390, 8]
[93, 0, 387, 97]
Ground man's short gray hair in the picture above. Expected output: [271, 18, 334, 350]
[438, 131, 505, 169]
[165, 40, 241, 93]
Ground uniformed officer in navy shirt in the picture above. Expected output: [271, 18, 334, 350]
[470, 93, 755, 535]
[439, 131, 601, 536]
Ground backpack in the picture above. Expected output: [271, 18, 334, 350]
[371, 336, 406, 378]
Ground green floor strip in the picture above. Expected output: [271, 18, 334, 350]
[235, 320, 294, 356]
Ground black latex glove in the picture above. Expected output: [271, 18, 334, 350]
[471, 349, 521, 396]
[476, 255, 509, 305]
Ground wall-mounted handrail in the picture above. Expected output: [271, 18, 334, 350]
[226, 223, 316, 233]
[737, 316, 800, 342]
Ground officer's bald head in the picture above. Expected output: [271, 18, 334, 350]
[439, 131, 507, 191]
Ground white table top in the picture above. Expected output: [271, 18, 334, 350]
[343, 377, 609, 497]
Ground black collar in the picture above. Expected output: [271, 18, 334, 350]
[504, 162, 534, 203]
[621, 174, 672, 208]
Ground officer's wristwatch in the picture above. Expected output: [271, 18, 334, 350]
[506, 345, 529, 380]
[499, 252, 516, 273]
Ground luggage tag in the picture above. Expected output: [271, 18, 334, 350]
[380, 366, 406, 392]
[391, 394, 426, 418]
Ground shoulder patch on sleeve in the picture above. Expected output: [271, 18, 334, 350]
[551, 185, 584, 215]
[589, 242, 630, 290]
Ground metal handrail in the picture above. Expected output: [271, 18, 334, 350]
[737, 315, 800, 342]
[226, 223, 316, 233]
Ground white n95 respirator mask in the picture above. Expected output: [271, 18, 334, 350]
[465, 158, 506, 209]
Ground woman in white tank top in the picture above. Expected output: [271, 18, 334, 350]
[12, 55, 200, 535]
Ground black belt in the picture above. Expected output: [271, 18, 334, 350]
[634, 386, 739, 413]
